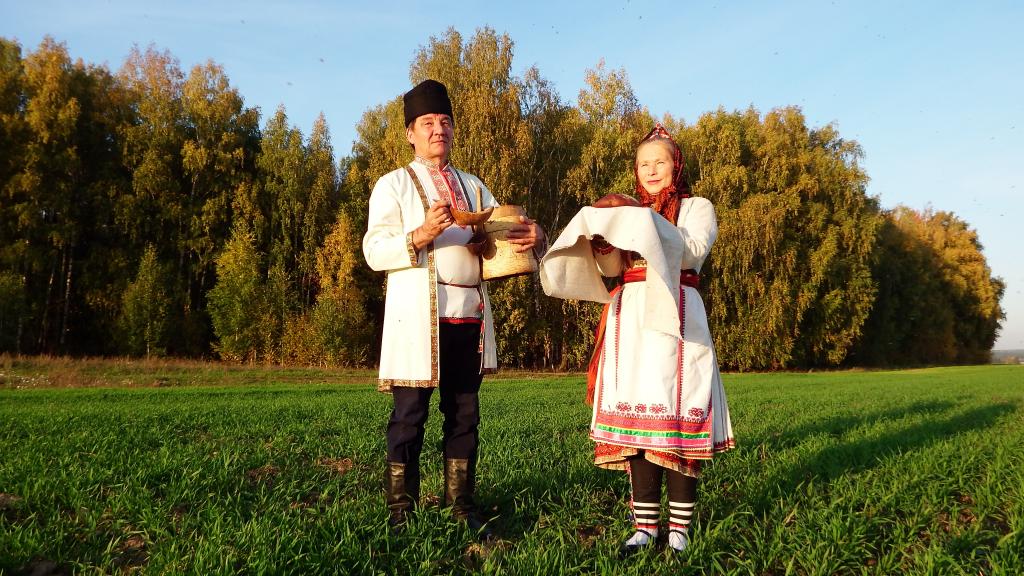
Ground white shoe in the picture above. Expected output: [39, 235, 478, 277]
[619, 529, 657, 557]
[668, 529, 689, 552]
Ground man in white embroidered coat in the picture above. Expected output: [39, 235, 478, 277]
[362, 79, 544, 537]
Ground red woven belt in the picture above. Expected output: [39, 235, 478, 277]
[623, 267, 700, 288]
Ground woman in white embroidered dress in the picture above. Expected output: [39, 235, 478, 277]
[586, 124, 735, 555]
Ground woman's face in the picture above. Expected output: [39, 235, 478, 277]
[636, 142, 674, 195]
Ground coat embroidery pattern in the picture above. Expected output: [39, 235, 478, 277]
[376, 167, 440, 392]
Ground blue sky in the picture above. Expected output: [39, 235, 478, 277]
[5, 0, 1023, 349]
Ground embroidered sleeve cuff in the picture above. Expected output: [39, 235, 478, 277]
[406, 231, 419, 265]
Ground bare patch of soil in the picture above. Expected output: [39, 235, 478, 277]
[316, 457, 354, 475]
[246, 464, 281, 486]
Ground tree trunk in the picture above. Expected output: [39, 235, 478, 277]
[39, 255, 57, 351]
[60, 247, 73, 349]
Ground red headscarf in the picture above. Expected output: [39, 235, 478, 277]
[635, 123, 689, 224]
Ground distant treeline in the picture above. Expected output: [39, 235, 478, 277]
[0, 29, 1005, 370]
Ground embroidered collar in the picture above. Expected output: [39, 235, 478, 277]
[412, 156, 470, 211]
[413, 155, 452, 171]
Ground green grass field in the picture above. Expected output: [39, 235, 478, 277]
[1, 360, 1022, 575]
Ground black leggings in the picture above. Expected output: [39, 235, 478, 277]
[629, 454, 698, 503]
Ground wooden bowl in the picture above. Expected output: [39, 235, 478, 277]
[451, 206, 494, 226]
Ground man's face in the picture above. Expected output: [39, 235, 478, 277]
[406, 113, 453, 164]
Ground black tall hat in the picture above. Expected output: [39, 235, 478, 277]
[403, 79, 453, 126]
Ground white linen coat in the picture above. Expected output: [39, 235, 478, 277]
[362, 163, 499, 392]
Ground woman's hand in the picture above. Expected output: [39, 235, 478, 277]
[505, 216, 545, 253]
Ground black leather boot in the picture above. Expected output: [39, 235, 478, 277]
[385, 461, 419, 530]
[444, 458, 493, 540]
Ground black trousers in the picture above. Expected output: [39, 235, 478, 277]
[386, 323, 483, 464]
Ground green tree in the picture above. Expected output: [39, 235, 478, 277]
[259, 106, 305, 277]
[0, 270, 25, 351]
[259, 261, 291, 363]
[8, 37, 82, 353]
[1, 38, 133, 356]
[562, 60, 649, 204]
[252, 107, 340, 362]
[117, 45, 186, 246]
[929, 211, 1005, 362]
[309, 211, 370, 366]
[683, 107, 881, 370]
[113, 46, 190, 354]
[302, 113, 340, 304]
[0, 39, 27, 244]
[854, 207, 1004, 365]
[71, 66, 135, 354]
[0, 39, 27, 352]
[179, 60, 260, 354]
[253, 106, 303, 360]
[120, 245, 169, 357]
[0, 29, 1005, 369]
[207, 225, 263, 362]
[516, 68, 586, 368]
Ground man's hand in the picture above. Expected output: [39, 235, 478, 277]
[412, 200, 453, 250]
[505, 216, 545, 254]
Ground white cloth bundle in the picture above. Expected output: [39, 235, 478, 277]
[540, 206, 685, 340]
